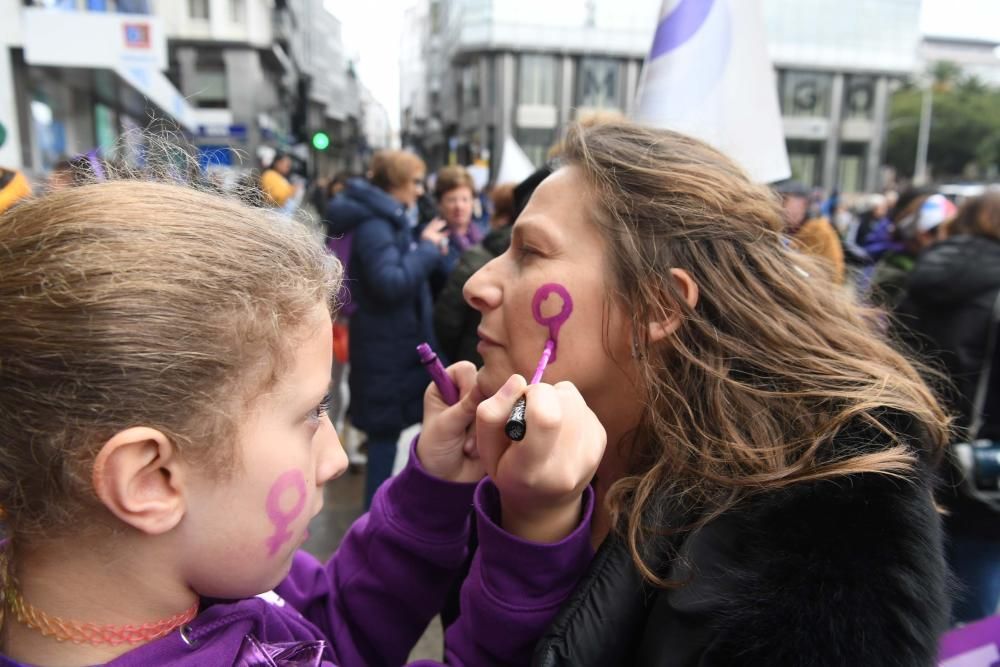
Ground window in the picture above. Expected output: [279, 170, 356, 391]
[577, 57, 620, 109]
[188, 0, 210, 20]
[779, 71, 833, 118]
[837, 142, 867, 193]
[843, 75, 875, 121]
[115, 0, 152, 13]
[516, 127, 556, 168]
[429, 0, 441, 34]
[786, 139, 823, 187]
[461, 62, 480, 109]
[518, 55, 557, 106]
[229, 0, 245, 23]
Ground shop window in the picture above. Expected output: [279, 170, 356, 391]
[516, 127, 556, 167]
[786, 139, 822, 187]
[837, 142, 867, 193]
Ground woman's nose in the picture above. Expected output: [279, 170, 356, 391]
[464, 256, 503, 313]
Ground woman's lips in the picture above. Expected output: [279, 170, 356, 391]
[477, 329, 502, 347]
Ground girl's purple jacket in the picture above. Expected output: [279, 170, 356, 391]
[0, 448, 594, 666]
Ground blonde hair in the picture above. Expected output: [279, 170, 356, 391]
[559, 120, 950, 585]
[0, 181, 340, 539]
[369, 150, 426, 192]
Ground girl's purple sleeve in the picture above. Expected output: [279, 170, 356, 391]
[275, 442, 595, 667]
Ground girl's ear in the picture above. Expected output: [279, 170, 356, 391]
[91, 427, 187, 535]
[649, 268, 700, 342]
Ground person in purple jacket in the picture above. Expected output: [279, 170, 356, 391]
[0, 179, 604, 667]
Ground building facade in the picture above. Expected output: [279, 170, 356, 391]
[1, 0, 368, 179]
[1, 0, 197, 174]
[402, 0, 924, 193]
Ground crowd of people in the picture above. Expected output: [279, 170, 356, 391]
[0, 118, 998, 666]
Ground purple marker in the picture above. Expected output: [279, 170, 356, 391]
[417, 342, 460, 406]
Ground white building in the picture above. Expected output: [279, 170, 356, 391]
[1, 0, 365, 177]
[361, 84, 393, 151]
[0, 0, 196, 173]
[408, 0, 924, 193]
[920, 35, 1000, 87]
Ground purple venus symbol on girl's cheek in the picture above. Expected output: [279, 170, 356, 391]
[264, 470, 308, 557]
[531, 283, 574, 363]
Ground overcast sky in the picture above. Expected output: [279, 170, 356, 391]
[324, 0, 1000, 134]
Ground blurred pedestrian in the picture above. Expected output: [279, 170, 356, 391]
[868, 193, 955, 310]
[260, 152, 300, 210]
[0, 166, 30, 214]
[325, 150, 448, 508]
[776, 180, 846, 284]
[426, 166, 483, 297]
[895, 192, 1000, 624]
[434, 182, 517, 365]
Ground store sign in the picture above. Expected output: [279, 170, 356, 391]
[123, 23, 151, 50]
[23, 8, 166, 70]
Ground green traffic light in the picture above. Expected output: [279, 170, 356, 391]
[312, 131, 330, 151]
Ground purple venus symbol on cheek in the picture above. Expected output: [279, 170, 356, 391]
[264, 470, 307, 557]
[531, 283, 574, 363]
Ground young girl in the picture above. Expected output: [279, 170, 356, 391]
[463, 120, 952, 665]
[0, 180, 604, 666]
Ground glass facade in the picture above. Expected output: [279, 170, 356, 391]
[787, 139, 822, 187]
[516, 127, 556, 167]
[837, 143, 866, 193]
[779, 71, 833, 118]
[843, 75, 875, 121]
[518, 54, 557, 106]
[576, 57, 620, 109]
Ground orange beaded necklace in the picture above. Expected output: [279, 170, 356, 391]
[0, 550, 198, 646]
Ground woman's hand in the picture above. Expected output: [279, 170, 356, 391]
[421, 218, 449, 254]
[476, 375, 606, 543]
[416, 361, 486, 484]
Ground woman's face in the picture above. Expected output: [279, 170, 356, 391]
[464, 167, 637, 426]
[394, 170, 425, 208]
[439, 186, 474, 233]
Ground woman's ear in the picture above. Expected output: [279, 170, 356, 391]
[91, 427, 187, 535]
[649, 268, 700, 342]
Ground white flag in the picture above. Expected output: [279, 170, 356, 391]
[634, 0, 790, 183]
[496, 136, 537, 185]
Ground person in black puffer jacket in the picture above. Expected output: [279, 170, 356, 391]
[895, 192, 1000, 624]
[460, 120, 951, 666]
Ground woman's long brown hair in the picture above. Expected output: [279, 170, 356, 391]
[560, 120, 951, 585]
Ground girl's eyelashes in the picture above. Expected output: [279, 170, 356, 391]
[308, 394, 332, 423]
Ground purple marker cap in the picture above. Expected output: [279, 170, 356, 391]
[417, 342, 460, 406]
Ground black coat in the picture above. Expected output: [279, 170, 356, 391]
[325, 179, 443, 435]
[533, 427, 949, 666]
[894, 234, 1000, 532]
[896, 235, 1000, 438]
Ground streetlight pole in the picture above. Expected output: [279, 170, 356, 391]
[914, 77, 933, 186]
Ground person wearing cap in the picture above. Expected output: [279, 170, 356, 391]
[868, 193, 956, 310]
[776, 180, 846, 284]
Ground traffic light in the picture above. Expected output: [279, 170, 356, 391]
[312, 131, 330, 151]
